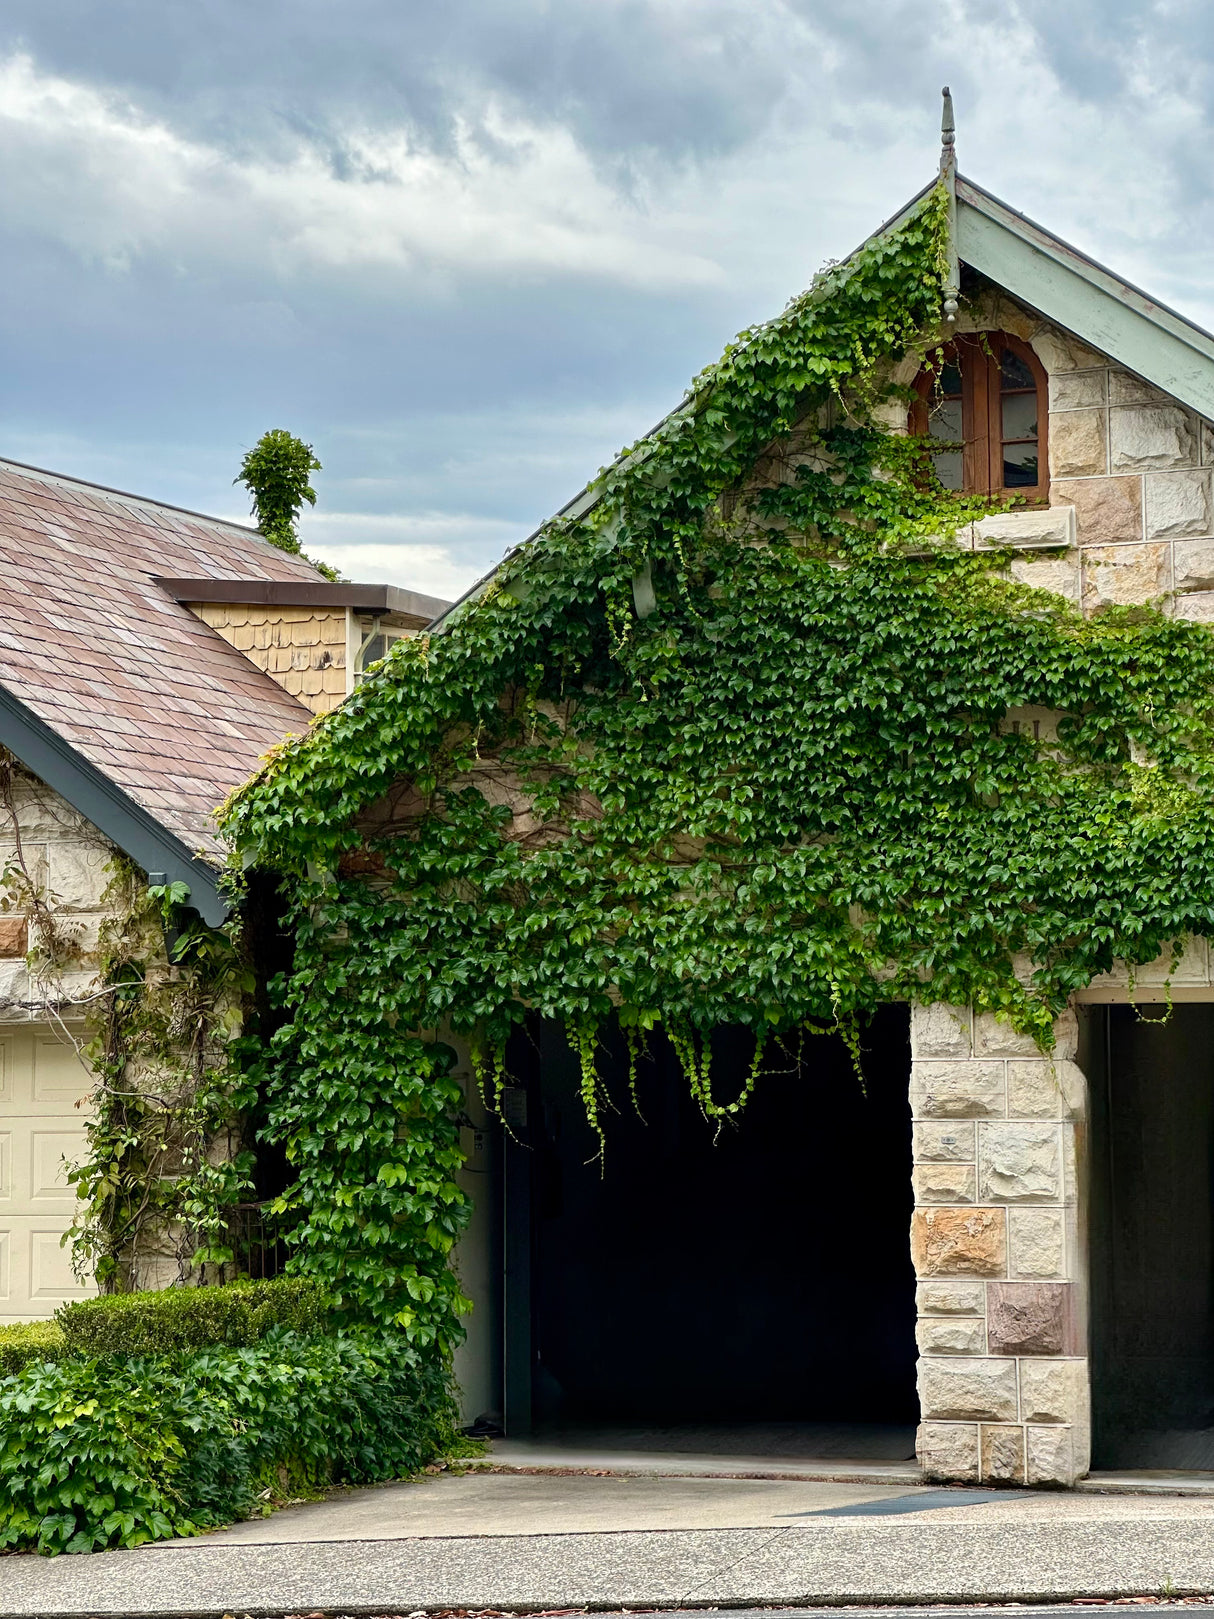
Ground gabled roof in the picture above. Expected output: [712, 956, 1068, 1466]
[955, 175, 1214, 420]
[0, 458, 325, 921]
[427, 171, 1214, 636]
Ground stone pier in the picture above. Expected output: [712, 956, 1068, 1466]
[910, 1002, 1089, 1485]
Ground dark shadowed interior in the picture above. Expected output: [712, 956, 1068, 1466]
[501, 1007, 916, 1437]
[1090, 1004, 1214, 1470]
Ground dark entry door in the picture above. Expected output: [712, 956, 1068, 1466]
[1090, 1004, 1214, 1469]
[503, 1009, 916, 1432]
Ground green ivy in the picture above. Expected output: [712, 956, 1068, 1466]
[66, 866, 258, 1290]
[221, 182, 1214, 1345]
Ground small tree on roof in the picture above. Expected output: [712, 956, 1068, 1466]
[236, 429, 322, 556]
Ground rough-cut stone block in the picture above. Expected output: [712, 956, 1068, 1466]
[973, 508, 1076, 549]
[914, 1162, 976, 1204]
[45, 843, 112, 911]
[987, 1281, 1073, 1355]
[1109, 370, 1170, 406]
[0, 957, 30, 1013]
[1020, 1358, 1087, 1424]
[918, 1422, 980, 1482]
[1050, 410, 1108, 477]
[1032, 328, 1110, 374]
[919, 1357, 1019, 1422]
[10, 789, 90, 840]
[1111, 406, 1198, 470]
[1175, 591, 1214, 623]
[917, 1316, 985, 1355]
[917, 1280, 986, 1316]
[1145, 470, 1213, 539]
[912, 1207, 1007, 1277]
[1007, 1059, 1086, 1121]
[973, 1013, 1039, 1058]
[49, 967, 100, 1006]
[981, 1423, 1026, 1483]
[1050, 369, 1107, 411]
[1173, 537, 1214, 593]
[1127, 935, 1210, 985]
[914, 1120, 976, 1162]
[1052, 476, 1142, 545]
[1009, 1207, 1065, 1279]
[1083, 543, 1169, 610]
[1204, 420, 1214, 467]
[1009, 554, 1079, 604]
[1052, 1007, 1079, 1062]
[0, 916, 28, 957]
[911, 1061, 1005, 1119]
[979, 1122, 1061, 1203]
[1062, 1123, 1078, 1204]
[1026, 1423, 1077, 1485]
[910, 1002, 971, 1058]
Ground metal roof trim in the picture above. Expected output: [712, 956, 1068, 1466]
[157, 577, 451, 622]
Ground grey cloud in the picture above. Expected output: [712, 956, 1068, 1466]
[0, 0, 795, 168]
[3, 0, 1214, 601]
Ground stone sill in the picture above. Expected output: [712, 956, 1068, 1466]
[911, 507, 1076, 556]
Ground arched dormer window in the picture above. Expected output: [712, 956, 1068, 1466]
[909, 332, 1049, 502]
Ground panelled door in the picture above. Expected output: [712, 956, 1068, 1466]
[0, 1024, 95, 1320]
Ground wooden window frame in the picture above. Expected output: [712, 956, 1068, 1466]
[909, 332, 1049, 503]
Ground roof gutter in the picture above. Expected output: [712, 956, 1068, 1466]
[156, 577, 451, 625]
[0, 685, 229, 926]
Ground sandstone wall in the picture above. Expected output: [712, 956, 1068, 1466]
[0, 766, 121, 1022]
[911, 1003, 1089, 1486]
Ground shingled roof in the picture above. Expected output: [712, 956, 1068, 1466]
[0, 457, 324, 893]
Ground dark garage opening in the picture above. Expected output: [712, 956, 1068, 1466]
[500, 1006, 917, 1458]
[1090, 1003, 1214, 1470]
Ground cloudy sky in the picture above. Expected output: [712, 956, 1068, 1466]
[1, 1, 1210, 600]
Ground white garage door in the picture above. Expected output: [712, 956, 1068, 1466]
[0, 1024, 96, 1320]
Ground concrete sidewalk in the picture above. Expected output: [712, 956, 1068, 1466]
[8, 1473, 1214, 1615]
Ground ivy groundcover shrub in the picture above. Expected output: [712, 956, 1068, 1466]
[0, 1281, 463, 1555]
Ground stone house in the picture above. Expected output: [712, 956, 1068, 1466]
[420, 124, 1214, 1488]
[0, 455, 444, 1319]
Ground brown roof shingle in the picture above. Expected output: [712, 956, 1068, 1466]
[0, 459, 322, 862]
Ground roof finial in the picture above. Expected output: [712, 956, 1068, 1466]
[940, 86, 956, 176]
[939, 87, 960, 323]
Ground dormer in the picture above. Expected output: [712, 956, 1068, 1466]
[156, 578, 451, 716]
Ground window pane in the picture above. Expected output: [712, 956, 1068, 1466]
[940, 361, 962, 396]
[933, 451, 964, 489]
[1002, 392, 1037, 441]
[1000, 348, 1035, 391]
[1003, 444, 1040, 486]
[929, 399, 963, 442]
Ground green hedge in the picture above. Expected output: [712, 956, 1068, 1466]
[0, 1327, 461, 1555]
[55, 1277, 326, 1356]
[0, 1320, 67, 1376]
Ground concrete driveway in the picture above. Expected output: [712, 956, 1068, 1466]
[7, 1470, 1214, 1615]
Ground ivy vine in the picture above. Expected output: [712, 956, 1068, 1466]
[220, 182, 1214, 1345]
[65, 870, 256, 1292]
